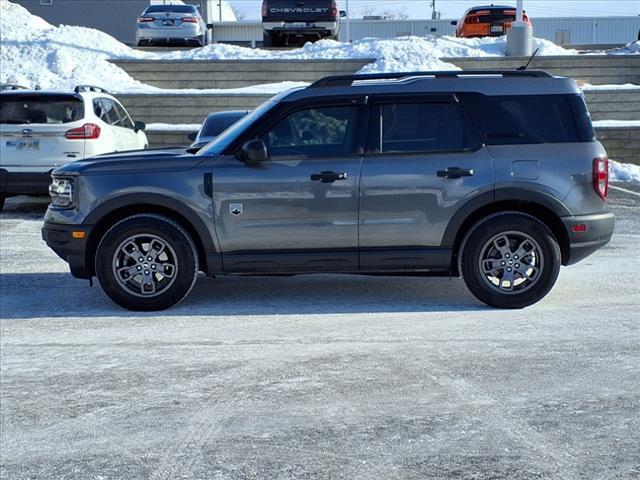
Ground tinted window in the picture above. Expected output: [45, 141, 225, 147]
[201, 112, 246, 138]
[113, 102, 134, 129]
[461, 93, 581, 144]
[95, 98, 119, 126]
[375, 102, 477, 154]
[261, 106, 359, 157]
[0, 95, 84, 124]
[567, 94, 596, 142]
[144, 5, 197, 13]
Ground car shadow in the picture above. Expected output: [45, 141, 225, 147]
[0, 272, 486, 319]
[0, 196, 49, 219]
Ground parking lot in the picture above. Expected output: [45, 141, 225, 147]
[1, 186, 638, 479]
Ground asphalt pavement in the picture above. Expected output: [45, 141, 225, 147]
[1, 188, 638, 479]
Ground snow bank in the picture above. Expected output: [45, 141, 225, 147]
[610, 161, 640, 183]
[1, 0, 583, 94]
[608, 41, 640, 55]
[581, 83, 640, 91]
[146, 123, 201, 132]
[593, 120, 640, 128]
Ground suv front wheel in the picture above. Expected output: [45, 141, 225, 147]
[460, 213, 561, 309]
[95, 214, 199, 311]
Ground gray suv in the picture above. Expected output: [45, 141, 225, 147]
[42, 70, 615, 311]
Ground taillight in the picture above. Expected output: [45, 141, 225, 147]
[65, 123, 101, 140]
[181, 17, 198, 23]
[138, 16, 155, 23]
[593, 157, 609, 200]
[262, 0, 267, 17]
[331, 1, 338, 17]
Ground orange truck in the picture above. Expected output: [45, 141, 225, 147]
[452, 5, 532, 38]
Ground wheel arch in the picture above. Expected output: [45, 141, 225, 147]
[444, 190, 572, 274]
[83, 194, 218, 277]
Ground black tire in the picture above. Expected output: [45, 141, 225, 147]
[460, 213, 561, 309]
[95, 214, 199, 311]
[263, 32, 274, 47]
[0, 195, 5, 212]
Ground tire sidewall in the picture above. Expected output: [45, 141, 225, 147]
[461, 213, 561, 309]
[95, 215, 198, 311]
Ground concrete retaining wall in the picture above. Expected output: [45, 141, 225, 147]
[442, 55, 640, 85]
[119, 89, 640, 125]
[584, 89, 640, 121]
[111, 59, 374, 89]
[146, 127, 640, 166]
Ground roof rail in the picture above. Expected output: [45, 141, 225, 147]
[0, 84, 30, 91]
[310, 70, 552, 88]
[74, 85, 110, 94]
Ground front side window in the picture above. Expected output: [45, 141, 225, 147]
[261, 106, 359, 158]
[374, 101, 478, 154]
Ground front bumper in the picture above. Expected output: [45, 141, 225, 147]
[0, 169, 52, 196]
[562, 212, 615, 265]
[42, 222, 92, 279]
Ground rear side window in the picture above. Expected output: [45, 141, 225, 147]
[0, 95, 84, 125]
[113, 102, 134, 129]
[371, 101, 479, 154]
[460, 93, 583, 144]
[144, 5, 197, 14]
[94, 98, 121, 126]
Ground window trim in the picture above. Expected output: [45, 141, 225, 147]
[366, 96, 483, 156]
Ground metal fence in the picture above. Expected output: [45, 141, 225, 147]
[211, 16, 640, 47]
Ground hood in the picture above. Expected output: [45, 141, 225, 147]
[53, 148, 206, 176]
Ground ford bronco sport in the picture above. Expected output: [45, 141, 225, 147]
[43, 70, 615, 311]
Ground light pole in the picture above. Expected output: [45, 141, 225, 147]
[345, 0, 350, 43]
[506, 0, 533, 56]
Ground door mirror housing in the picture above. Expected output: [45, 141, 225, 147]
[451, 20, 458, 26]
[339, 10, 347, 18]
[187, 131, 197, 141]
[241, 139, 269, 163]
[133, 120, 146, 132]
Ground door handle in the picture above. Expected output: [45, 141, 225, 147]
[310, 171, 348, 183]
[437, 167, 474, 179]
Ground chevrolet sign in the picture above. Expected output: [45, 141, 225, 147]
[270, 8, 330, 14]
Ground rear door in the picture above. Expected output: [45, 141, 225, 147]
[212, 99, 366, 273]
[358, 94, 494, 270]
[0, 93, 85, 170]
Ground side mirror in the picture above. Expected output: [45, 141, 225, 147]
[206, 23, 214, 29]
[134, 120, 146, 132]
[187, 131, 197, 141]
[339, 10, 346, 18]
[451, 20, 458, 26]
[241, 139, 268, 163]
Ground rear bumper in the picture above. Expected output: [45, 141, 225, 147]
[137, 25, 203, 41]
[42, 222, 92, 279]
[562, 212, 615, 265]
[0, 169, 52, 196]
[263, 21, 339, 35]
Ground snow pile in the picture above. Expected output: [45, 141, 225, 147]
[0, 1, 147, 91]
[593, 120, 640, 128]
[609, 41, 640, 55]
[610, 161, 640, 183]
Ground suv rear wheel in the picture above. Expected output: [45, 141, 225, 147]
[95, 214, 199, 311]
[460, 213, 561, 309]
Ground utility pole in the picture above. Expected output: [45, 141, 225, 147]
[506, 0, 533, 56]
[345, 0, 350, 42]
[219, 0, 222, 21]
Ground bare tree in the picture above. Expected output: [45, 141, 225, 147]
[359, 6, 410, 20]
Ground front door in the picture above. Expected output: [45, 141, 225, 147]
[359, 95, 495, 271]
[212, 102, 366, 273]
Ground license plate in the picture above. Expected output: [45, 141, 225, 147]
[162, 19, 174, 26]
[289, 22, 307, 28]
[6, 140, 40, 150]
[491, 25, 503, 33]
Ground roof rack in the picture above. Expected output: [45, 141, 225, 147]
[0, 84, 30, 91]
[74, 85, 110, 94]
[310, 70, 552, 88]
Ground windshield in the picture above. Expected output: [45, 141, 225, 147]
[200, 112, 248, 139]
[197, 99, 278, 156]
[144, 5, 197, 14]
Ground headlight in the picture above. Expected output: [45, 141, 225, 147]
[49, 177, 75, 208]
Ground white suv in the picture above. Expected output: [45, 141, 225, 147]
[0, 85, 148, 210]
